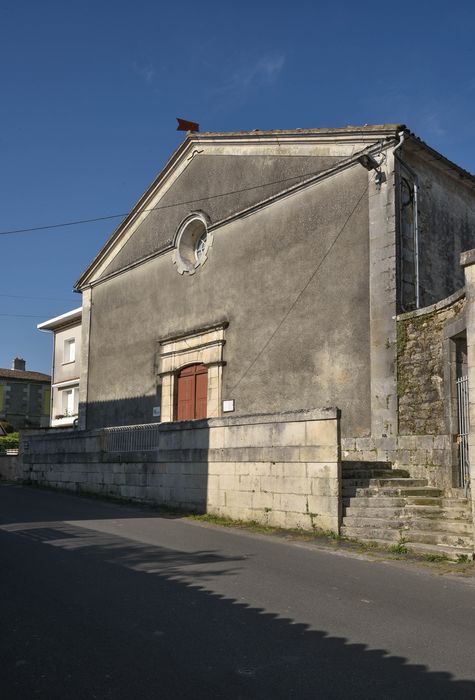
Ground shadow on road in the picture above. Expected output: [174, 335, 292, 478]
[1, 485, 474, 699]
[0, 482, 182, 523]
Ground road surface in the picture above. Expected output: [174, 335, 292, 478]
[1, 484, 474, 699]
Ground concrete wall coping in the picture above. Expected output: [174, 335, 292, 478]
[460, 249, 475, 268]
[22, 407, 339, 445]
[162, 407, 339, 430]
[396, 287, 465, 321]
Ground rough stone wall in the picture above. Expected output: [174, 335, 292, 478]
[397, 296, 465, 435]
[341, 434, 454, 489]
[21, 409, 341, 533]
[341, 291, 467, 489]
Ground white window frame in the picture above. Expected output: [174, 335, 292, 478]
[63, 337, 76, 364]
[61, 386, 78, 417]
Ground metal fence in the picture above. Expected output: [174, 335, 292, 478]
[103, 423, 162, 453]
[456, 375, 470, 494]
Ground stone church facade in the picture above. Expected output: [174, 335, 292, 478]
[23, 124, 475, 557]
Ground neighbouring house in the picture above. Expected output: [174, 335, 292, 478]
[23, 124, 475, 558]
[37, 308, 82, 427]
[0, 358, 50, 429]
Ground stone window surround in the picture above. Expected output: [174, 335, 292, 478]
[158, 321, 228, 422]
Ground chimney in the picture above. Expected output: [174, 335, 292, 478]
[12, 357, 26, 371]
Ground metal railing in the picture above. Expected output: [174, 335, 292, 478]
[103, 423, 162, 453]
[456, 375, 470, 495]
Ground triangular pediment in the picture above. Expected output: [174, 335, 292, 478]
[76, 125, 403, 287]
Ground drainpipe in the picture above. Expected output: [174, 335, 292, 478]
[393, 130, 420, 310]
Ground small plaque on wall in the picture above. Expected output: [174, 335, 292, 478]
[222, 399, 235, 413]
[153, 406, 161, 418]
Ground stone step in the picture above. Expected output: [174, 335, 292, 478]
[405, 530, 474, 549]
[342, 515, 472, 536]
[440, 497, 471, 507]
[406, 519, 473, 535]
[342, 469, 411, 480]
[355, 487, 444, 498]
[340, 525, 401, 542]
[342, 461, 392, 471]
[345, 503, 471, 521]
[370, 478, 428, 487]
[403, 496, 444, 506]
[341, 524, 473, 549]
[403, 542, 474, 561]
[341, 535, 474, 560]
[343, 496, 407, 508]
[344, 506, 406, 520]
[343, 478, 428, 490]
[343, 516, 408, 530]
[404, 505, 472, 520]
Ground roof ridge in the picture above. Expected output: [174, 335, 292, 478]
[0, 368, 51, 381]
[192, 124, 405, 137]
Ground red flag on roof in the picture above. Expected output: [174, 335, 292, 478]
[176, 118, 200, 132]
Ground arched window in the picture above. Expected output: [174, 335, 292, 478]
[175, 364, 208, 421]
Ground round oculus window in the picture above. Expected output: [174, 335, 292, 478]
[172, 214, 212, 275]
[195, 231, 208, 262]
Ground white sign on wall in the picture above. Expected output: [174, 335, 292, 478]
[222, 399, 235, 413]
[153, 406, 161, 418]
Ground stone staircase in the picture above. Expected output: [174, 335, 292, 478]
[340, 461, 474, 560]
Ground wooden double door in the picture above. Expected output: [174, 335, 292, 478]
[175, 363, 208, 421]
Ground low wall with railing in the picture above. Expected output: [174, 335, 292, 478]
[21, 408, 341, 532]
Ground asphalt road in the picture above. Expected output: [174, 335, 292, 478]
[1, 484, 475, 699]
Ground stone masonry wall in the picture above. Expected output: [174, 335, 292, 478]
[397, 293, 465, 435]
[0, 454, 20, 481]
[341, 290, 467, 489]
[21, 409, 341, 533]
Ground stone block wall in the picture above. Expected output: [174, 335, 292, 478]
[397, 290, 465, 435]
[341, 289, 467, 489]
[341, 434, 454, 489]
[21, 409, 341, 533]
[0, 454, 20, 480]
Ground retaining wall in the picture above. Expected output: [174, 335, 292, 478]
[0, 454, 20, 481]
[21, 409, 341, 532]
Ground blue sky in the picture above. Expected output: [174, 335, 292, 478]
[1, 0, 475, 373]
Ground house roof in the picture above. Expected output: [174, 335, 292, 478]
[405, 129, 475, 186]
[37, 307, 82, 332]
[194, 124, 405, 137]
[0, 368, 51, 383]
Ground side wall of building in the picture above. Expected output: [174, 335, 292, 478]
[85, 166, 371, 438]
[0, 378, 50, 429]
[51, 322, 82, 425]
[398, 146, 475, 311]
[53, 324, 82, 384]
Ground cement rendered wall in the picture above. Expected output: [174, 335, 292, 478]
[86, 165, 371, 438]
[21, 409, 341, 532]
[403, 146, 475, 309]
